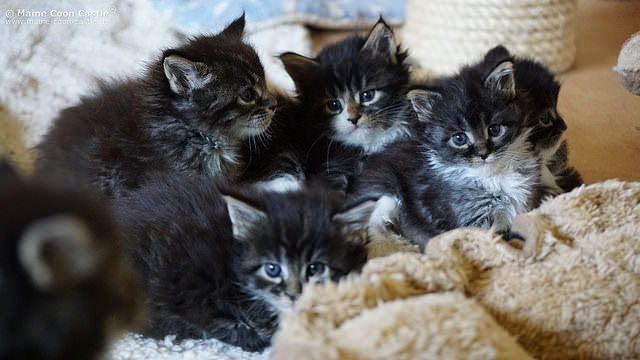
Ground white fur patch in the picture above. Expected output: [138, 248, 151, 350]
[255, 174, 303, 193]
[368, 195, 401, 243]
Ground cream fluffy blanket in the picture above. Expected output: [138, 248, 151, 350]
[272, 180, 640, 359]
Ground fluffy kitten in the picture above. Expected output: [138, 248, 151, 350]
[508, 48, 583, 195]
[255, 19, 414, 192]
[36, 15, 276, 197]
[352, 48, 543, 247]
[0, 161, 143, 359]
[115, 175, 374, 351]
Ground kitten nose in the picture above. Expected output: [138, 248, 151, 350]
[479, 153, 489, 160]
[284, 292, 297, 301]
[348, 116, 360, 125]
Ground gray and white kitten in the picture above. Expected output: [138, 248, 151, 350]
[116, 174, 374, 351]
[36, 15, 276, 197]
[352, 47, 544, 247]
[250, 19, 414, 193]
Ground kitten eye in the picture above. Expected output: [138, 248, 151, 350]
[538, 111, 553, 126]
[488, 124, 503, 137]
[306, 263, 326, 278]
[359, 90, 376, 104]
[263, 263, 281, 278]
[326, 99, 343, 114]
[450, 133, 468, 147]
[238, 88, 256, 104]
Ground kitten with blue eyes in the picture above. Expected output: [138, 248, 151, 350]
[115, 174, 374, 351]
[259, 19, 414, 192]
[35, 15, 276, 197]
[351, 47, 544, 247]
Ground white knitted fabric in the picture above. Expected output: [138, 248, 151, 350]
[401, 0, 578, 75]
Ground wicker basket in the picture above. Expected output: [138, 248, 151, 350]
[401, 0, 578, 75]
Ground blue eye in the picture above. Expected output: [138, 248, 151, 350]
[360, 90, 376, 103]
[488, 124, 503, 137]
[306, 263, 326, 277]
[263, 263, 281, 277]
[451, 133, 468, 146]
[327, 99, 343, 113]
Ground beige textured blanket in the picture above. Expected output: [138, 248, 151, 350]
[272, 180, 640, 359]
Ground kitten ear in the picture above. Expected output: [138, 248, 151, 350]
[163, 55, 212, 96]
[407, 89, 442, 121]
[332, 200, 377, 243]
[220, 13, 245, 39]
[484, 60, 516, 99]
[484, 45, 512, 64]
[223, 195, 267, 242]
[361, 19, 398, 63]
[18, 215, 101, 291]
[279, 52, 320, 94]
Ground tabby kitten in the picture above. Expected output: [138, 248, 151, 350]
[115, 175, 374, 351]
[352, 47, 543, 247]
[36, 15, 276, 197]
[262, 19, 414, 191]
[0, 161, 142, 359]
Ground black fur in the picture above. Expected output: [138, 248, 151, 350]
[35, 15, 276, 198]
[115, 175, 371, 351]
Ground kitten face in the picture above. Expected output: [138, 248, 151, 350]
[513, 59, 567, 154]
[410, 58, 529, 173]
[162, 16, 276, 141]
[281, 20, 410, 153]
[224, 194, 374, 312]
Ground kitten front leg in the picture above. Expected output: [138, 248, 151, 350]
[368, 195, 402, 242]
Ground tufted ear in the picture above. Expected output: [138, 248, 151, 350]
[484, 60, 516, 99]
[407, 89, 442, 122]
[361, 18, 398, 63]
[279, 52, 320, 95]
[223, 195, 267, 242]
[18, 215, 101, 291]
[332, 199, 377, 244]
[220, 13, 245, 39]
[163, 55, 212, 96]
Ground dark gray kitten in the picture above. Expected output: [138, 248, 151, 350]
[252, 19, 414, 193]
[0, 161, 142, 359]
[508, 48, 583, 196]
[353, 48, 543, 247]
[115, 175, 374, 351]
[36, 15, 276, 197]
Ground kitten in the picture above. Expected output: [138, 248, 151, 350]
[0, 161, 143, 359]
[255, 19, 414, 192]
[115, 175, 374, 351]
[508, 49, 583, 195]
[35, 15, 276, 197]
[352, 47, 543, 247]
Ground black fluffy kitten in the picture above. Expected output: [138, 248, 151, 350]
[508, 49, 583, 195]
[255, 19, 413, 192]
[352, 47, 543, 247]
[36, 15, 276, 197]
[0, 161, 143, 359]
[115, 175, 374, 351]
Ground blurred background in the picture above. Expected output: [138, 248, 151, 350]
[0, 0, 638, 183]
